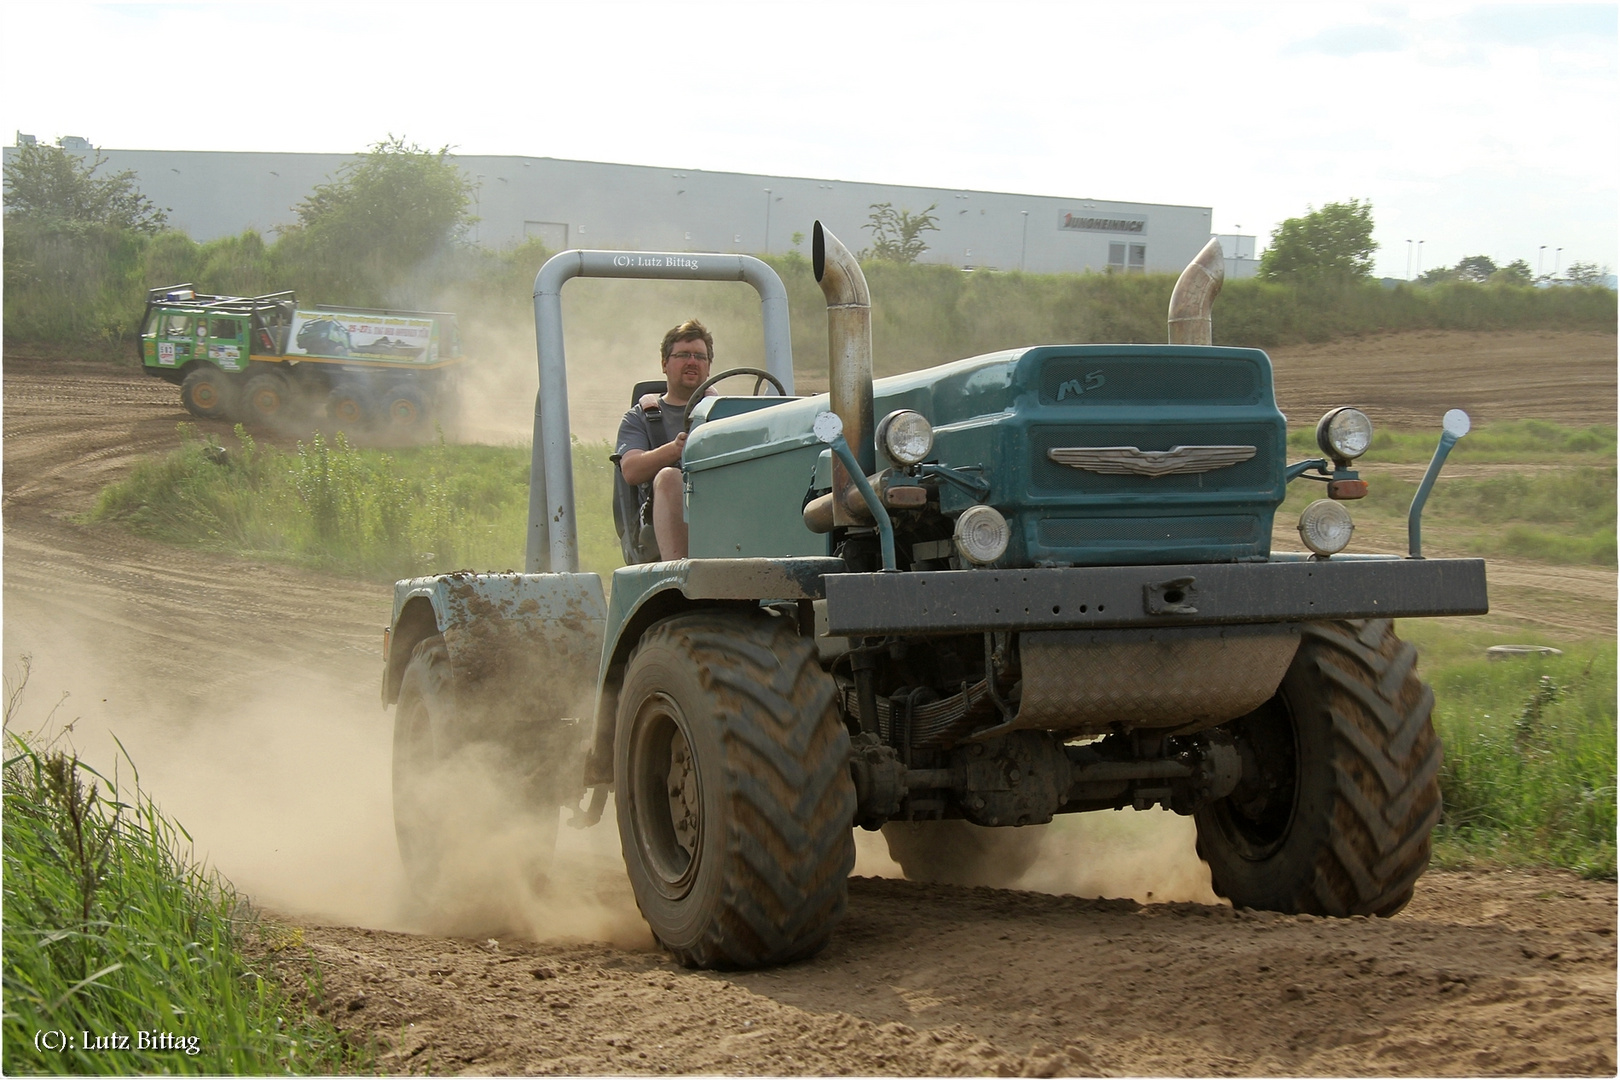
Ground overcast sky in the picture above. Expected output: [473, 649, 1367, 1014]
[4, 1, 1615, 280]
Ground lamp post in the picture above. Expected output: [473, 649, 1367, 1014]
[1406, 239, 1414, 280]
[1019, 210, 1029, 271]
[1538, 245, 1547, 277]
[1417, 240, 1425, 275]
[1556, 247, 1563, 275]
[763, 188, 772, 253]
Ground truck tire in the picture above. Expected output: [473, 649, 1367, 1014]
[381, 382, 431, 437]
[1194, 619, 1440, 917]
[326, 383, 372, 433]
[242, 370, 298, 426]
[615, 609, 856, 969]
[392, 635, 562, 899]
[180, 366, 237, 420]
[881, 819, 1046, 888]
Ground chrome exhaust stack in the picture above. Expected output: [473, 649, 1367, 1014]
[813, 221, 875, 527]
[1168, 238, 1226, 345]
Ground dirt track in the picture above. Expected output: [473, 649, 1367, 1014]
[2, 334, 1615, 1075]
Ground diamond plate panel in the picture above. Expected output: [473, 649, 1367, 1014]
[1015, 625, 1300, 735]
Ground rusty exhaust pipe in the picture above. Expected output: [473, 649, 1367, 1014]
[1168, 238, 1225, 345]
[813, 221, 874, 526]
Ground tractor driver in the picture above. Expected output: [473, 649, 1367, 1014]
[613, 319, 714, 561]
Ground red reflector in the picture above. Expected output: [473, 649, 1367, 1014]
[1328, 479, 1368, 500]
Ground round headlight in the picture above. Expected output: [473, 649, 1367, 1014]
[1298, 499, 1355, 556]
[1316, 407, 1374, 462]
[954, 505, 1010, 565]
[876, 409, 934, 466]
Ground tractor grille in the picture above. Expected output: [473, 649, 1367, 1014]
[1035, 514, 1263, 549]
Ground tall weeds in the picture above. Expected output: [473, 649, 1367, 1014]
[1424, 643, 1617, 878]
[1, 661, 363, 1074]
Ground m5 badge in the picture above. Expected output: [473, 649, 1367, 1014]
[1055, 371, 1106, 400]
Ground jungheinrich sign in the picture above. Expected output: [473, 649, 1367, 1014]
[1059, 212, 1147, 234]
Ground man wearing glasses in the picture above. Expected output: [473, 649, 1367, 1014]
[613, 319, 714, 561]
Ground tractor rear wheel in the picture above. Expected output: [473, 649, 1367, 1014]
[393, 636, 562, 902]
[882, 819, 1047, 888]
[181, 366, 237, 420]
[615, 609, 855, 969]
[1194, 619, 1441, 917]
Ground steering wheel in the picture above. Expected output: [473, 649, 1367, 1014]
[683, 367, 787, 431]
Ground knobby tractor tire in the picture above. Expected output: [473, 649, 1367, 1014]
[882, 819, 1047, 888]
[242, 370, 298, 427]
[180, 366, 237, 420]
[393, 636, 563, 903]
[615, 610, 856, 969]
[380, 382, 432, 439]
[326, 383, 372, 433]
[1194, 619, 1441, 917]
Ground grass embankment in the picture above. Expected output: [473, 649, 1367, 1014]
[90, 419, 1617, 878]
[2, 719, 362, 1073]
[1281, 421, 1618, 566]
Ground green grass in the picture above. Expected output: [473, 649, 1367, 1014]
[2, 713, 364, 1073]
[89, 423, 625, 581]
[1398, 622, 1616, 878]
[1280, 421, 1617, 565]
[1287, 419, 1618, 465]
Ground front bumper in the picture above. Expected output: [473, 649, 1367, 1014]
[823, 556, 1488, 636]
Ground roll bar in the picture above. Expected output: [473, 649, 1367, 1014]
[528, 250, 794, 573]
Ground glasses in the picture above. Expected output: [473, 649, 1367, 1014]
[669, 350, 711, 362]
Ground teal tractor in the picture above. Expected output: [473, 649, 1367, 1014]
[380, 224, 1488, 969]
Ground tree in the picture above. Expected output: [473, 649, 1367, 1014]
[281, 136, 475, 301]
[2, 142, 167, 233]
[1562, 261, 1608, 287]
[1256, 199, 1376, 284]
[1490, 259, 1533, 286]
[861, 202, 939, 263]
[1453, 255, 1498, 283]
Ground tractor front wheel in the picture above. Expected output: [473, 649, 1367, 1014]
[1194, 619, 1441, 917]
[615, 609, 855, 968]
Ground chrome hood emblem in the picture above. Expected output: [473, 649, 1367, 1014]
[1048, 444, 1256, 478]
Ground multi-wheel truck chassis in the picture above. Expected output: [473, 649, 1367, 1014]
[380, 224, 1488, 969]
[139, 284, 464, 437]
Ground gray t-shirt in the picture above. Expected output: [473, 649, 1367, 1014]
[613, 398, 679, 507]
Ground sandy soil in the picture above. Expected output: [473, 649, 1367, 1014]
[2, 333, 1615, 1076]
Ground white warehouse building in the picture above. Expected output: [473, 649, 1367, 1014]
[4, 139, 1258, 278]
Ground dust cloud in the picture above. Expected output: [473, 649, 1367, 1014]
[449, 279, 784, 447]
[850, 813, 1218, 905]
[0, 608, 650, 950]
[1017, 811, 1222, 905]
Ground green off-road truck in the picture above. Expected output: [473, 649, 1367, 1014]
[379, 223, 1487, 969]
[139, 285, 464, 437]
